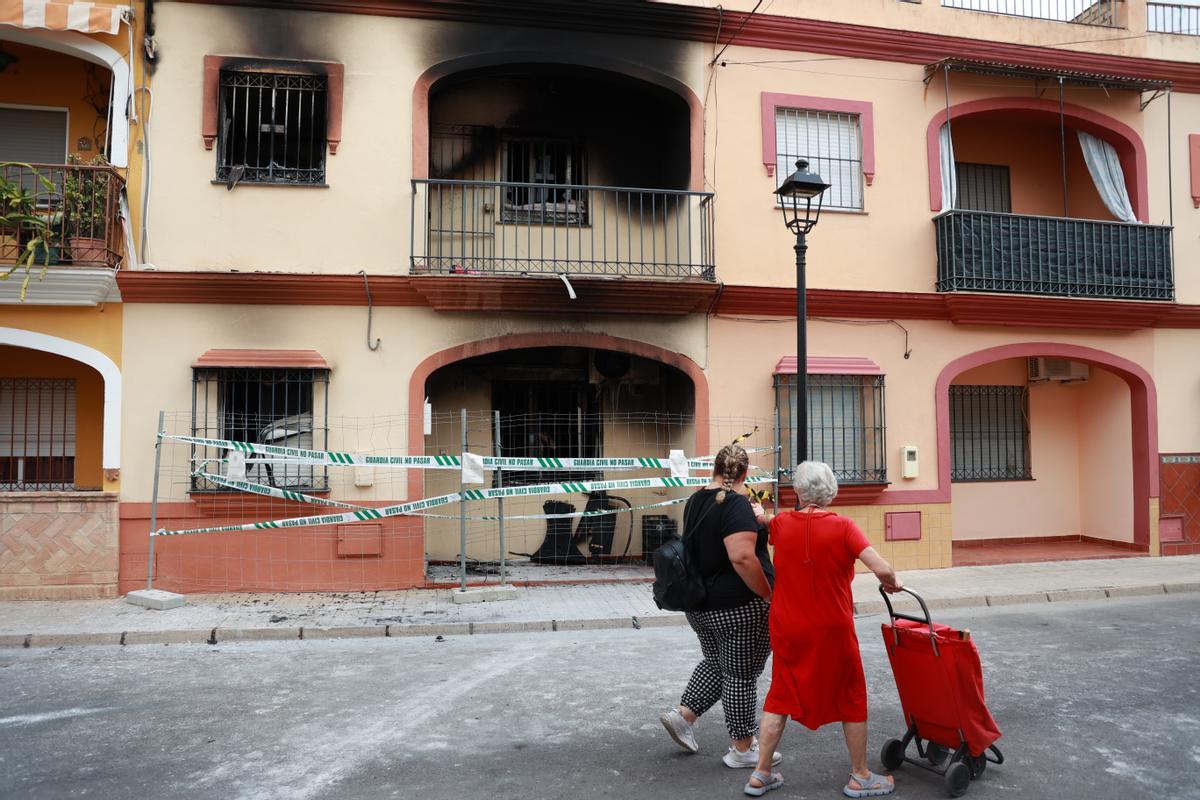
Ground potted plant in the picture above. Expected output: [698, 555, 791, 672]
[63, 154, 112, 267]
[0, 163, 59, 301]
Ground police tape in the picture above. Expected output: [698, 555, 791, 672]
[155, 472, 776, 536]
[166, 434, 773, 472]
[409, 495, 691, 521]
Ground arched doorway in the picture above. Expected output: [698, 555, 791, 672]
[410, 334, 705, 576]
[935, 343, 1156, 565]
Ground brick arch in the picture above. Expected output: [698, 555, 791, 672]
[933, 342, 1157, 547]
[412, 51, 705, 191]
[926, 97, 1149, 222]
[406, 333, 709, 503]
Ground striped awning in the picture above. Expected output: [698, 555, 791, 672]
[0, 1, 131, 35]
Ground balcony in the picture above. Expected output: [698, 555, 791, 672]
[935, 210, 1173, 300]
[1, 162, 125, 305]
[1148, 1, 1200, 33]
[411, 180, 715, 281]
[940, 0, 1120, 26]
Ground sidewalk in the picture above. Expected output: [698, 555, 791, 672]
[1, 555, 1197, 648]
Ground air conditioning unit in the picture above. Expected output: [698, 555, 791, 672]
[1028, 357, 1089, 384]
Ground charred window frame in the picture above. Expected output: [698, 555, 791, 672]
[949, 385, 1031, 482]
[191, 368, 330, 492]
[501, 137, 588, 224]
[216, 70, 328, 186]
[774, 374, 887, 484]
[0, 378, 77, 491]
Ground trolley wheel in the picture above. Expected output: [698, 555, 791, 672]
[967, 754, 987, 778]
[944, 762, 971, 797]
[926, 741, 950, 767]
[881, 738, 905, 771]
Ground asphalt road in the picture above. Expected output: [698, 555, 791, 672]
[1, 594, 1198, 800]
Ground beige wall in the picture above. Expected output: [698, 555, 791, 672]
[950, 359, 1084, 540]
[145, 2, 705, 273]
[1154, 328, 1200, 452]
[657, 0, 1198, 63]
[1144, 91, 1200, 304]
[119, 303, 706, 502]
[1078, 366, 1135, 542]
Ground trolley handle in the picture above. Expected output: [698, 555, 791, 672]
[879, 585, 940, 656]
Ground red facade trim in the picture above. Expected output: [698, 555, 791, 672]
[926, 97, 1149, 221]
[174, 1, 1200, 93]
[115, 272, 1200, 330]
[192, 349, 331, 369]
[761, 93, 875, 184]
[201, 55, 345, 155]
[773, 356, 883, 375]
[405, 333, 711, 513]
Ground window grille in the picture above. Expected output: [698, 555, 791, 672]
[0, 378, 76, 491]
[955, 163, 1012, 213]
[191, 368, 329, 491]
[501, 137, 588, 224]
[217, 71, 328, 186]
[774, 374, 886, 483]
[949, 385, 1031, 481]
[775, 108, 864, 211]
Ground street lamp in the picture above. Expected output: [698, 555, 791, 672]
[774, 159, 830, 464]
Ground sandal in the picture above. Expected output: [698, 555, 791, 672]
[744, 770, 783, 797]
[843, 770, 894, 798]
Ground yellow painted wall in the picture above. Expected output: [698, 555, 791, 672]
[0, 305, 123, 366]
[0, 43, 109, 161]
[0, 345, 104, 488]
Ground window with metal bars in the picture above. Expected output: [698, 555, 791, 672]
[955, 162, 1012, 213]
[949, 385, 1031, 481]
[191, 368, 329, 491]
[0, 378, 76, 491]
[775, 108, 864, 211]
[773, 374, 887, 483]
[501, 137, 588, 224]
[217, 71, 328, 186]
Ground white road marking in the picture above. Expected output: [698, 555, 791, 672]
[0, 707, 112, 727]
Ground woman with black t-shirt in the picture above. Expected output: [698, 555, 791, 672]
[660, 443, 779, 770]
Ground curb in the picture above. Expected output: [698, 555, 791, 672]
[2, 582, 1196, 650]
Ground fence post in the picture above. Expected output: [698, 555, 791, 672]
[146, 410, 165, 590]
[459, 407, 468, 592]
[494, 410, 506, 586]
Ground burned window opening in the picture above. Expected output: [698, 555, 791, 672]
[217, 71, 328, 186]
[191, 367, 329, 492]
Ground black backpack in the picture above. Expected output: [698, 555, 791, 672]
[652, 495, 717, 612]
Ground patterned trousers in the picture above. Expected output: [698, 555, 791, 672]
[680, 597, 772, 741]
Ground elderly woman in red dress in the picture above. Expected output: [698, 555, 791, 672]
[744, 461, 903, 798]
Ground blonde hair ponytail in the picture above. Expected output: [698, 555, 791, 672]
[712, 443, 750, 504]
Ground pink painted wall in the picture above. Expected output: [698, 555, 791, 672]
[1078, 367, 1134, 542]
[951, 116, 1114, 221]
[950, 358, 1082, 540]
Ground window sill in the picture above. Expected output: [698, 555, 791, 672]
[0, 490, 116, 500]
[210, 180, 329, 189]
[774, 204, 867, 216]
[950, 477, 1035, 483]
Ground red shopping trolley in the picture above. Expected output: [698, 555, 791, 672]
[878, 587, 1004, 797]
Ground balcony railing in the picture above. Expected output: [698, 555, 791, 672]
[0, 162, 125, 272]
[411, 179, 715, 280]
[1148, 2, 1200, 33]
[935, 210, 1173, 300]
[940, 0, 1119, 26]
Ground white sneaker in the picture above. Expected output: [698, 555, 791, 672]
[660, 708, 699, 753]
[723, 740, 783, 769]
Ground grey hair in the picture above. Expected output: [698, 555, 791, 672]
[792, 461, 838, 508]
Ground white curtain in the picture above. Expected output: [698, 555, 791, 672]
[938, 123, 957, 212]
[1077, 130, 1137, 223]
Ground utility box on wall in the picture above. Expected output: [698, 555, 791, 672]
[901, 446, 919, 479]
[885, 511, 922, 542]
